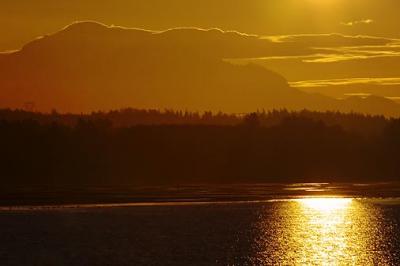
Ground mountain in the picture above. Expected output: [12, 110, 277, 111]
[0, 21, 399, 116]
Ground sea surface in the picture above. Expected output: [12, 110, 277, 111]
[1, 184, 400, 265]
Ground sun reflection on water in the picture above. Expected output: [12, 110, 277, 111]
[295, 198, 354, 265]
[296, 197, 353, 212]
[255, 197, 392, 265]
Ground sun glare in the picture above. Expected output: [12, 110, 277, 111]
[296, 197, 353, 212]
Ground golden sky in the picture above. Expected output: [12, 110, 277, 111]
[1, 0, 400, 51]
[1, 0, 400, 113]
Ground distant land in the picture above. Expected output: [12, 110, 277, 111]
[1, 21, 400, 116]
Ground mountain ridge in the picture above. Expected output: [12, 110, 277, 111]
[0, 21, 399, 116]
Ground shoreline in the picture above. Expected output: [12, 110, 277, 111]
[1, 182, 400, 209]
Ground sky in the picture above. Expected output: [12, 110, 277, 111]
[1, 0, 400, 109]
[1, 0, 400, 52]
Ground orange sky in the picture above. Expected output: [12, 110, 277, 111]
[1, 0, 400, 51]
[1, 0, 400, 113]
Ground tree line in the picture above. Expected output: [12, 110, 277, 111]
[0, 108, 399, 189]
[0, 108, 389, 136]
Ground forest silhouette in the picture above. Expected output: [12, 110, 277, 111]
[1, 108, 399, 192]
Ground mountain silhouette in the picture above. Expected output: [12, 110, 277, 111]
[0, 21, 399, 116]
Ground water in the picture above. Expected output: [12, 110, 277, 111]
[1, 198, 400, 265]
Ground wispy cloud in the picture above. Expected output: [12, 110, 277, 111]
[341, 19, 374, 27]
[290, 77, 400, 88]
[289, 78, 400, 103]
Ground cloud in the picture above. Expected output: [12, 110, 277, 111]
[17, 21, 321, 61]
[19, 21, 400, 65]
[264, 33, 392, 47]
[236, 32, 400, 82]
[247, 54, 400, 82]
[341, 19, 374, 27]
[290, 78, 400, 104]
[250, 33, 399, 63]
[290, 77, 400, 88]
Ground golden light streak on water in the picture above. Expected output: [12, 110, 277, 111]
[255, 197, 393, 265]
[294, 198, 354, 265]
[296, 197, 352, 212]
